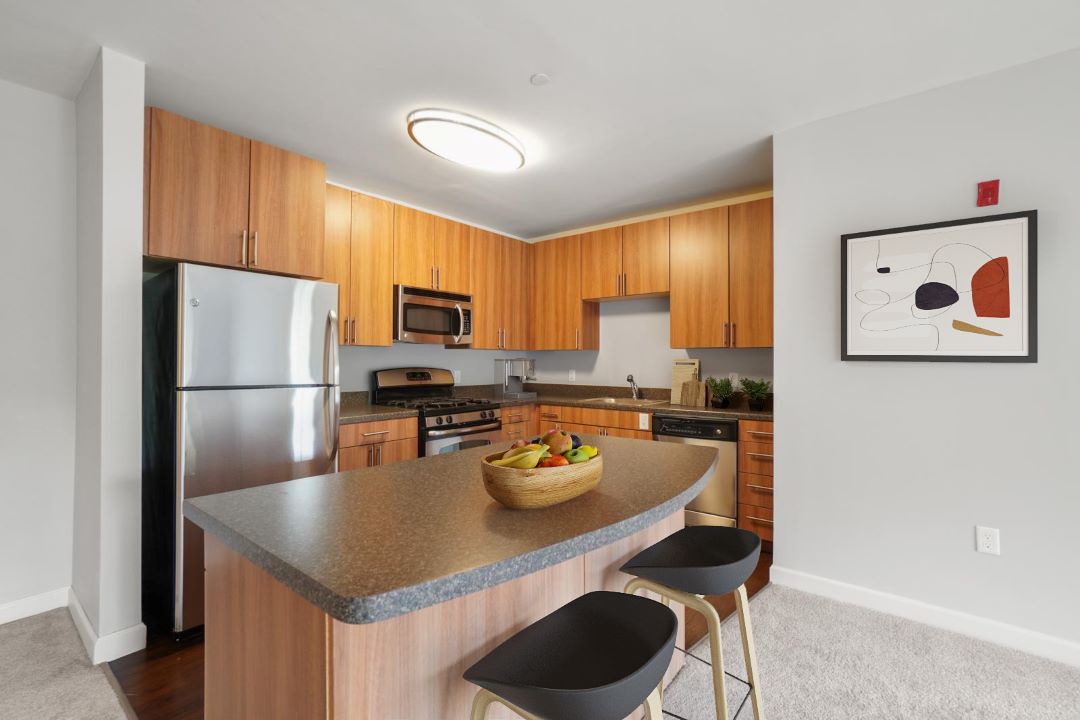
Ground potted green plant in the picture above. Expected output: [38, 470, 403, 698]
[740, 378, 771, 412]
[706, 376, 733, 409]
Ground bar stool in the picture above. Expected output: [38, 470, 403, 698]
[622, 526, 765, 720]
[464, 590, 677, 719]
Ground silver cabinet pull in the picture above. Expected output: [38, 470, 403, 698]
[367, 446, 374, 466]
[746, 452, 774, 459]
[723, 322, 729, 347]
[376, 444, 383, 465]
[746, 515, 773, 526]
[251, 230, 259, 266]
[363, 430, 390, 437]
[241, 229, 248, 265]
[431, 266, 435, 289]
[436, 266, 441, 289]
[616, 272, 621, 296]
[732, 323, 737, 347]
[746, 484, 773, 493]
[748, 431, 774, 437]
[623, 272, 628, 296]
[507, 414, 524, 423]
[575, 328, 580, 349]
[540, 413, 559, 419]
[351, 317, 357, 344]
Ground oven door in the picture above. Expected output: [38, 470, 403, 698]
[424, 422, 502, 457]
[395, 286, 473, 345]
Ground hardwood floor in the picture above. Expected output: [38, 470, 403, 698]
[109, 552, 772, 719]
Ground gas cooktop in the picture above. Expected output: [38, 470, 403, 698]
[381, 396, 497, 414]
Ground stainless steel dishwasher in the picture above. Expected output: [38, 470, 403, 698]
[653, 414, 738, 527]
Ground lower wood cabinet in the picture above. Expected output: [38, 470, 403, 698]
[737, 504, 773, 542]
[339, 418, 418, 470]
[737, 419, 774, 543]
[500, 404, 536, 442]
[558, 422, 651, 440]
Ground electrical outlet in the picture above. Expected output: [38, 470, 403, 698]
[638, 413, 649, 430]
[568, 369, 576, 382]
[975, 526, 1000, 555]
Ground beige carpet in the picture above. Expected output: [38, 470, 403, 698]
[0, 608, 129, 720]
[664, 585, 1080, 720]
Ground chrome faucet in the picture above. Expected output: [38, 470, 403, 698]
[627, 374, 640, 400]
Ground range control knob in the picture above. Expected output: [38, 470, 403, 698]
[436, 417, 444, 425]
[446, 415, 454, 424]
[481, 410, 490, 419]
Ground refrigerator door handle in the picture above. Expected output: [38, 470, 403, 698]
[325, 310, 340, 387]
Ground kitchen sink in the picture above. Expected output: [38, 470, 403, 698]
[583, 397, 666, 407]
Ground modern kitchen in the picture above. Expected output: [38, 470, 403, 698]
[3, 4, 1080, 720]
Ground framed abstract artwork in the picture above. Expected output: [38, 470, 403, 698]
[841, 210, 1037, 362]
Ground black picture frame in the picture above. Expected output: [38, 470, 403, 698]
[841, 210, 1037, 362]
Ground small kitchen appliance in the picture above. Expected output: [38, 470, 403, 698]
[394, 286, 472, 345]
[494, 358, 537, 400]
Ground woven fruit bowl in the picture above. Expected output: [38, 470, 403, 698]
[480, 451, 603, 509]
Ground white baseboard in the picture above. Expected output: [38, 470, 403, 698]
[67, 588, 147, 664]
[771, 565, 1080, 668]
[0, 587, 70, 626]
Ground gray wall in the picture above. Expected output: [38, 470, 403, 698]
[0, 77, 76, 611]
[773, 49, 1080, 647]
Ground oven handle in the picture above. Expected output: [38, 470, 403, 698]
[453, 303, 465, 344]
[426, 422, 501, 438]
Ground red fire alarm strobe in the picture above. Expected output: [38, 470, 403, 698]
[977, 179, 1000, 207]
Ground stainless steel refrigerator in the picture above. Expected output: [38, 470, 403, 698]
[142, 263, 339, 632]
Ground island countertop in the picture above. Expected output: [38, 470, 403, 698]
[183, 435, 717, 625]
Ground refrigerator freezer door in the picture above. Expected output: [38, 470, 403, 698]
[179, 263, 339, 388]
[175, 385, 339, 630]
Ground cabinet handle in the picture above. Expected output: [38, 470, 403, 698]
[431, 266, 436, 289]
[507, 430, 522, 438]
[540, 413, 559, 419]
[732, 323, 737, 347]
[252, 231, 259, 266]
[507, 414, 524, 422]
[376, 445, 383, 465]
[723, 322, 729, 347]
[241, 229, 248, 266]
[623, 272, 628, 296]
[575, 328, 580, 350]
[351, 318, 357, 344]
[363, 430, 390, 437]
[616, 272, 621, 296]
[746, 452, 773, 459]
[748, 431, 774, 437]
[436, 266, 441, 289]
[746, 515, 773, 526]
[746, 484, 773, 493]
[367, 446, 374, 466]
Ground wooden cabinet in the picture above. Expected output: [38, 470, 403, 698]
[737, 419, 773, 543]
[670, 200, 772, 348]
[559, 422, 651, 440]
[339, 418, 418, 470]
[536, 406, 650, 434]
[580, 219, 669, 300]
[145, 108, 326, 278]
[728, 198, 773, 347]
[394, 208, 472, 293]
[322, 187, 394, 346]
[471, 230, 529, 350]
[532, 236, 599, 350]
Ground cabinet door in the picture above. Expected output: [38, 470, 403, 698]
[394, 205, 435, 288]
[580, 228, 622, 300]
[502, 237, 532, 350]
[603, 427, 652, 440]
[146, 108, 250, 267]
[323, 184, 352, 344]
[532, 235, 582, 350]
[729, 198, 773, 348]
[433, 216, 472, 294]
[470, 229, 503, 349]
[622, 217, 670, 296]
[248, 141, 326, 277]
[338, 444, 375, 471]
[350, 193, 394, 346]
[670, 207, 729, 348]
[377, 438, 419, 465]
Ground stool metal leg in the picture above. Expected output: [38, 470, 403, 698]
[469, 688, 542, 720]
[642, 685, 663, 719]
[735, 584, 765, 720]
[625, 577, 729, 720]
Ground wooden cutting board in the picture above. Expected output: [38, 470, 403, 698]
[680, 380, 707, 407]
[671, 359, 700, 404]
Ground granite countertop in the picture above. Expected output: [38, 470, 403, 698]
[528, 396, 774, 421]
[183, 436, 717, 624]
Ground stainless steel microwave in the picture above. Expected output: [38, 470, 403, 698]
[394, 286, 473, 345]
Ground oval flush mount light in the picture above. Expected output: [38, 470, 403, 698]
[406, 109, 525, 172]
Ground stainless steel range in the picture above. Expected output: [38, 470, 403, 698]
[372, 368, 502, 457]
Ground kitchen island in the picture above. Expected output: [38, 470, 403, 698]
[184, 435, 718, 719]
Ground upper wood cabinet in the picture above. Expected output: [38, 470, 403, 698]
[580, 220, 669, 300]
[471, 230, 529, 350]
[728, 198, 773, 347]
[322, 185, 394, 346]
[532, 235, 599, 350]
[670, 207, 730, 348]
[144, 108, 326, 278]
[394, 207, 472, 293]
[670, 199, 772, 348]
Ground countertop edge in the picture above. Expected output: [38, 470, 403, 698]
[183, 449, 718, 625]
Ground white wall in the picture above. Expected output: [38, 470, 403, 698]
[0, 78, 77, 616]
[72, 47, 146, 663]
[774, 49, 1080, 658]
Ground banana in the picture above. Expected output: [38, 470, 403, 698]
[491, 444, 549, 469]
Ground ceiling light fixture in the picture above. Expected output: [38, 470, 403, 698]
[406, 109, 525, 172]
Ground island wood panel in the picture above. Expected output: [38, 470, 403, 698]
[394, 205, 435, 288]
[670, 207, 729, 348]
[145, 108, 250, 267]
[331, 556, 586, 720]
[323, 184, 353, 343]
[621, 217, 670, 296]
[729, 198, 773, 347]
[339, 417, 418, 447]
[433, 216, 472, 293]
[350, 193, 395, 346]
[470, 228, 503, 349]
[580, 227, 623, 299]
[204, 536, 328, 720]
[536, 405, 649, 431]
[247, 140, 326, 278]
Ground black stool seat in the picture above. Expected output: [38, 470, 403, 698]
[621, 526, 761, 596]
[464, 591, 677, 720]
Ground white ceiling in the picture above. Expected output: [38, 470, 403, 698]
[3, 1, 1080, 238]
